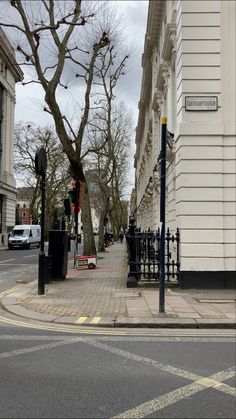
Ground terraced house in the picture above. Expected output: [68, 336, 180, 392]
[131, 0, 235, 288]
[0, 27, 23, 247]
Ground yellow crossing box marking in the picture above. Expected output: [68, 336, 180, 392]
[75, 316, 87, 324]
[91, 317, 101, 324]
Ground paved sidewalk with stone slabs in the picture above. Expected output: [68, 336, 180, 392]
[1, 242, 236, 328]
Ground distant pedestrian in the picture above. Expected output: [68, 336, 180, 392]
[119, 230, 124, 243]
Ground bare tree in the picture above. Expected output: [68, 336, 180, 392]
[0, 0, 118, 255]
[107, 103, 132, 239]
[79, 39, 131, 251]
[108, 110, 131, 239]
[85, 99, 132, 250]
[14, 121, 70, 235]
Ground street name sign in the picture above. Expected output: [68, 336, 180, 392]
[185, 96, 218, 111]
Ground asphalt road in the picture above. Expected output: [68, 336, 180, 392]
[0, 317, 235, 419]
[0, 247, 40, 269]
[0, 247, 235, 418]
[0, 247, 39, 296]
[0, 245, 77, 294]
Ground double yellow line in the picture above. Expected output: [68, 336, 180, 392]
[0, 284, 25, 298]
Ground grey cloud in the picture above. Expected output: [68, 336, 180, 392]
[126, 1, 149, 29]
[115, 1, 148, 126]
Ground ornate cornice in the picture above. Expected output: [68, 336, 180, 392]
[140, 154, 146, 175]
[0, 28, 23, 82]
[161, 23, 176, 63]
[135, 1, 164, 155]
[152, 90, 164, 116]
[145, 123, 153, 155]
[156, 62, 170, 91]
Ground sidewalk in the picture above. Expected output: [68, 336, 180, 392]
[1, 242, 236, 328]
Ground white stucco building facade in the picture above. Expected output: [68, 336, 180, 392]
[0, 28, 23, 246]
[133, 0, 235, 288]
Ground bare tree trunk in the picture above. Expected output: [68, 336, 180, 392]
[81, 181, 96, 256]
[98, 209, 106, 252]
[98, 196, 110, 252]
[29, 178, 40, 224]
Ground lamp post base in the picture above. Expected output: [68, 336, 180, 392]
[38, 252, 45, 295]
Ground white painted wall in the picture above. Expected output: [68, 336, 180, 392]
[133, 0, 236, 279]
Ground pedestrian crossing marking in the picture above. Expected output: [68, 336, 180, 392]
[75, 316, 87, 324]
[91, 317, 101, 324]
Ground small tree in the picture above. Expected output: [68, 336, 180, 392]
[14, 122, 70, 235]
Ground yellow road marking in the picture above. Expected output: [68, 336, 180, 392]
[75, 316, 87, 324]
[0, 315, 127, 335]
[0, 284, 24, 298]
[0, 312, 234, 337]
[91, 317, 101, 324]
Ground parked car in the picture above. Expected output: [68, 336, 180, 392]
[8, 224, 41, 249]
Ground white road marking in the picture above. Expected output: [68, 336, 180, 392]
[0, 259, 15, 264]
[112, 368, 236, 418]
[83, 339, 236, 392]
[0, 337, 83, 359]
[0, 334, 235, 388]
[93, 336, 236, 342]
[0, 263, 36, 265]
[23, 254, 38, 258]
[0, 335, 68, 341]
[0, 334, 234, 411]
[0, 335, 235, 343]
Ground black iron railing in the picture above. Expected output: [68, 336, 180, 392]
[126, 218, 180, 287]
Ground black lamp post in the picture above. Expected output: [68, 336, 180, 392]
[35, 147, 47, 295]
[159, 117, 167, 313]
[158, 118, 174, 312]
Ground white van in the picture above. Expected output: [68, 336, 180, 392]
[8, 225, 41, 249]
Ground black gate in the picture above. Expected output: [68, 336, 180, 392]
[126, 218, 180, 287]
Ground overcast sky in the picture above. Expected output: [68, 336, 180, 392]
[14, 1, 148, 130]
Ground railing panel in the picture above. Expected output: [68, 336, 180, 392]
[126, 222, 180, 285]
